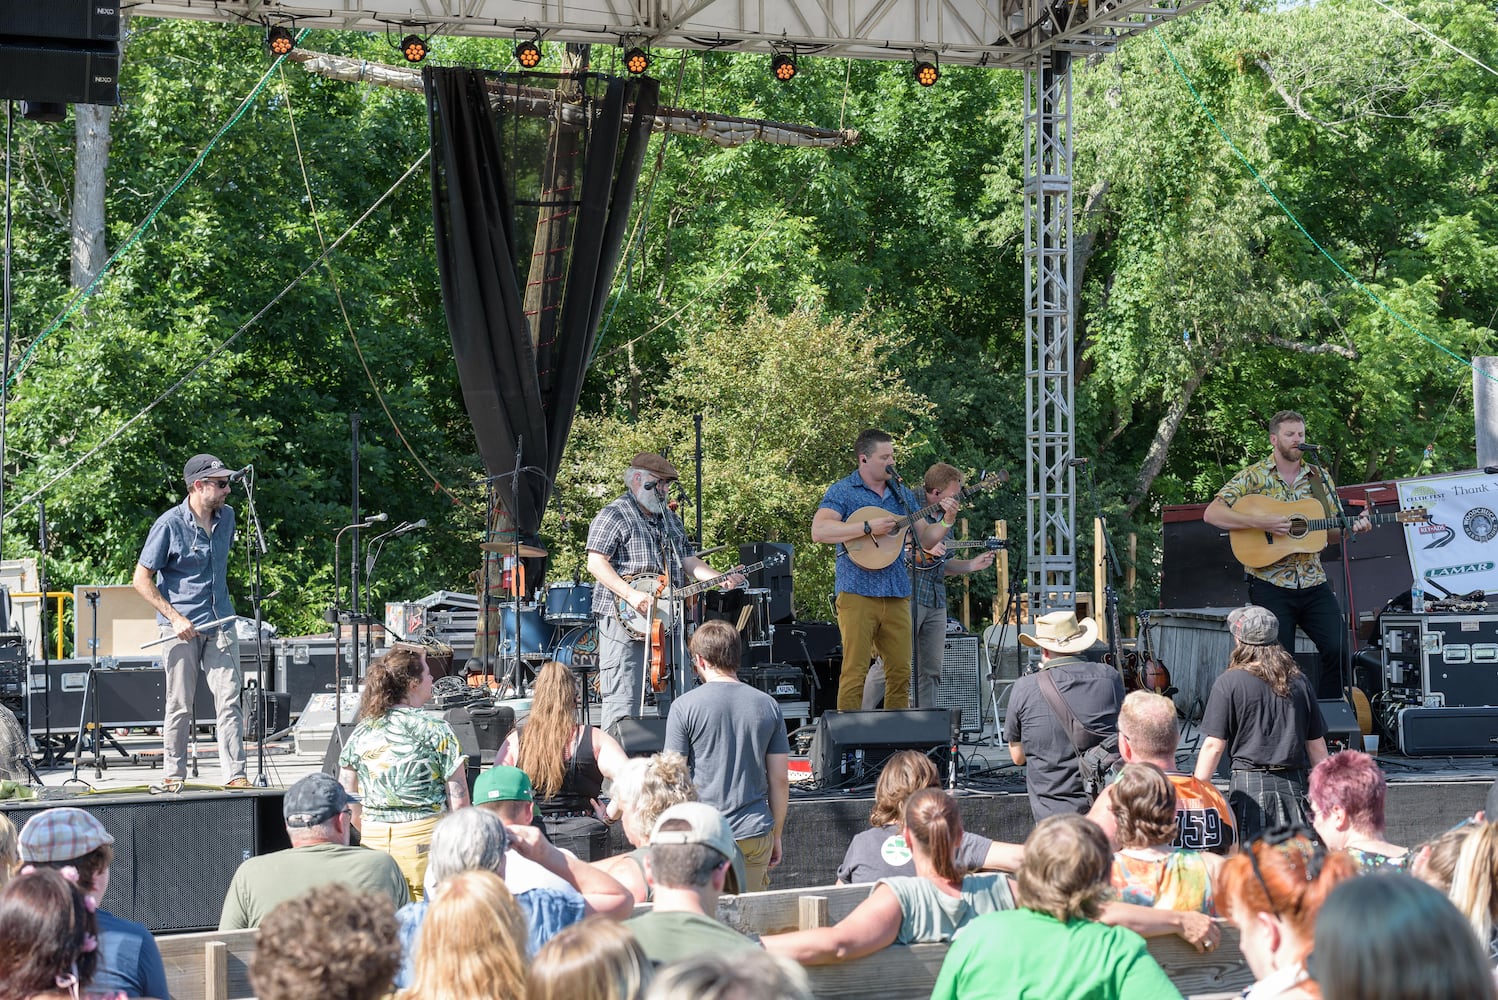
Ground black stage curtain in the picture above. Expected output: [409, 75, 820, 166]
[425, 67, 659, 536]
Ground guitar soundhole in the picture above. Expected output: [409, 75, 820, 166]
[1286, 519, 1307, 540]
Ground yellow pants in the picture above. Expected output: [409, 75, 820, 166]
[737, 831, 776, 893]
[836, 593, 913, 710]
[361, 814, 442, 901]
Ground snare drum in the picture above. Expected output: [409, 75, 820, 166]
[500, 603, 554, 661]
[741, 588, 772, 648]
[544, 582, 595, 625]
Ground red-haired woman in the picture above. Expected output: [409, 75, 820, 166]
[1306, 751, 1407, 872]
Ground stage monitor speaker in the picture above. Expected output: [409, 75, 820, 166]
[467, 704, 516, 752]
[740, 543, 794, 623]
[27, 659, 215, 734]
[1398, 706, 1498, 756]
[319, 723, 359, 777]
[1, 791, 260, 932]
[0, 0, 121, 43]
[244, 689, 291, 737]
[609, 717, 669, 758]
[931, 636, 984, 734]
[811, 709, 953, 789]
[1318, 698, 1361, 752]
[0, 42, 120, 106]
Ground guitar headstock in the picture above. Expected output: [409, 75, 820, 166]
[1397, 508, 1433, 524]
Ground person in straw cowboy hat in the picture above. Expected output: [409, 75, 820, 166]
[1005, 610, 1125, 821]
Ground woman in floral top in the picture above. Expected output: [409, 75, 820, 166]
[339, 646, 470, 900]
[1109, 763, 1221, 915]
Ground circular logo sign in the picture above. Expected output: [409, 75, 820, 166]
[1464, 507, 1498, 543]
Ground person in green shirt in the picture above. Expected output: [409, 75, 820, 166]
[931, 813, 1184, 1000]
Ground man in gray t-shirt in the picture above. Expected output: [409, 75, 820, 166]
[666, 620, 790, 892]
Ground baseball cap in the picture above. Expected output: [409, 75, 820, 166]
[283, 773, 360, 828]
[19, 808, 114, 863]
[473, 766, 534, 804]
[649, 802, 735, 861]
[183, 453, 234, 486]
[1227, 605, 1280, 646]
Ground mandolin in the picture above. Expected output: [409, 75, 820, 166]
[1136, 611, 1172, 695]
[1227, 496, 1429, 569]
[842, 472, 1009, 571]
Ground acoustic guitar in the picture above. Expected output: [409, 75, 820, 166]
[1227, 495, 1429, 569]
[842, 472, 1009, 571]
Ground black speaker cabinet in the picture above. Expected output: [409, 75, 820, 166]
[1, 791, 261, 932]
[740, 542, 794, 623]
[0, 42, 120, 105]
[1318, 698, 1361, 752]
[467, 704, 516, 752]
[609, 717, 670, 757]
[27, 659, 216, 734]
[1398, 706, 1498, 756]
[0, 0, 121, 42]
[811, 709, 954, 789]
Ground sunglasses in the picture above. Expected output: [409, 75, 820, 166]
[1246, 823, 1326, 916]
[200, 479, 232, 490]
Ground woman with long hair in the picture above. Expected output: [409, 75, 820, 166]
[1306, 751, 1407, 872]
[499, 661, 630, 860]
[526, 916, 652, 1000]
[595, 752, 699, 903]
[1193, 606, 1329, 840]
[402, 869, 528, 1000]
[338, 646, 470, 899]
[1313, 874, 1497, 1000]
[1109, 762, 1221, 914]
[1447, 821, 1498, 965]
[931, 813, 1182, 999]
[762, 788, 1015, 964]
[1215, 827, 1356, 999]
[837, 751, 1019, 884]
[0, 866, 103, 1000]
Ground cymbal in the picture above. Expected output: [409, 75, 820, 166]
[695, 543, 731, 558]
[480, 541, 549, 558]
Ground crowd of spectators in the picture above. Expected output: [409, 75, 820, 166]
[1, 622, 1497, 1000]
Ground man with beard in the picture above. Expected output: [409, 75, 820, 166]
[134, 453, 248, 791]
[587, 452, 743, 730]
[1203, 411, 1370, 699]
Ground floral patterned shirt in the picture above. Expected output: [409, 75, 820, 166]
[338, 706, 465, 823]
[1216, 455, 1339, 589]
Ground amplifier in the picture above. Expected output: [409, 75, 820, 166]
[0, 0, 121, 43]
[1398, 706, 1498, 756]
[0, 42, 120, 106]
[0, 635, 25, 718]
[810, 709, 954, 789]
[26, 658, 216, 733]
[932, 636, 984, 734]
[1379, 614, 1498, 707]
[609, 717, 669, 757]
[747, 663, 809, 703]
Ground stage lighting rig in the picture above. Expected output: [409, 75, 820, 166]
[770, 46, 797, 82]
[515, 31, 542, 68]
[265, 25, 295, 57]
[913, 52, 940, 87]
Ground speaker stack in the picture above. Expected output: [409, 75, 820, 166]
[0, 0, 122, 107]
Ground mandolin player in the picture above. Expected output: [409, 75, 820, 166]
[586, 452, 745, 731]
[811, 429, 958, 711]
[1202, 410, 1370, 699]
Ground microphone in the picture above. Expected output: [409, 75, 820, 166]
[227, 465, 253, 482]
[1297, 443, 1323, 453]
[391, 518, 427, 538]
[886, 464, 904, 484]
[1068, 458, 1090, 467]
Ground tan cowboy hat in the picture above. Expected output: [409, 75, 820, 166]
[1019, 609, 1100, 655]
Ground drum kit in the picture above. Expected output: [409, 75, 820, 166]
[493, 580, 601, 669]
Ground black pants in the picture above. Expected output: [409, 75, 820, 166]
[1247, 578, 1347, 700]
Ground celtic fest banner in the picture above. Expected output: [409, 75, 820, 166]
[1398, 470, 1498, 603]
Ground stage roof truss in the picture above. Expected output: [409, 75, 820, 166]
[126, 0, 1214, 68]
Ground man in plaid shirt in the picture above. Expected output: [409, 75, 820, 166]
[586, 452, 744, 731]
[1203, 410, 1370, 699]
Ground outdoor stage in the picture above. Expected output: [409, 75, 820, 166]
[2, 732, 1492, 934]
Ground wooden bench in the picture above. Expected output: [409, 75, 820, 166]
[155, 928, 258, 1000]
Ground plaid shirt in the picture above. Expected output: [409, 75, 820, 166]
[819, 471, 923, 598]
[912, 523, 951, 609]
[1216, 455, 1337, 589]
[586, 492, 692, 620]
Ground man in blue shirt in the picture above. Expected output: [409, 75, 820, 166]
[133, 453, 247, 791]
[812, 429, 957, 710]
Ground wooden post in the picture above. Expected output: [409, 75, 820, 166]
[799, 895, 831, 930]
[995, 520, 1011, 623]
[205, 940, 229, 1000]
[960, 517, 971, 630]
[1094, 518, 1107, 643]
[1126, 533, 1138, 638]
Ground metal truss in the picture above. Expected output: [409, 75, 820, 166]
[1023, 49, 1075, 614]
[130, 0, 1214, 68]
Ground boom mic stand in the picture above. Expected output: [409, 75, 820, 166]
[35, 500, 56, 767]
[238, 467, 274, 786]
[331, 515, 385, 737]
[888, 466, 922, 710]
[484, 437, 557, 701]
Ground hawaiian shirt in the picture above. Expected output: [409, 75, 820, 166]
[338, 706, 465, 823]
[1216, 456, 1338, 589]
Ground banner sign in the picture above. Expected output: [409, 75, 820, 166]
[1397, 470, 1498, 604]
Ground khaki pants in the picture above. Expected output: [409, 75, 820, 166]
[737, 831, 775, 893]
[159, 627, 245, 783]
[362, 814, 442, 901]
[835, 593, 912, 710]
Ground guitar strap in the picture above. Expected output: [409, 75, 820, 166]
[1304, 464, 1339, 520]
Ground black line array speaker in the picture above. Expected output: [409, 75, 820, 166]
[1, 792, 260, 932]
[609, 717, 670, 757]
[0, 0, 122, 42]
[0, 8, 122, 106]
[740, 542, 794, 623]
[811, 709, 954, 788]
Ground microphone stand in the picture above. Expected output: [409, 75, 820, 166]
[238, 468, 272, 786]
[36, 500, 55, 767]
[1305, 451, 1356, 701]
[888, 467, 921, 710]
[332, 516, 381, 735]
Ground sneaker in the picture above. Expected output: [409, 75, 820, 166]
[225, 777, 252, 789]
[149, 778, 184, 795]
